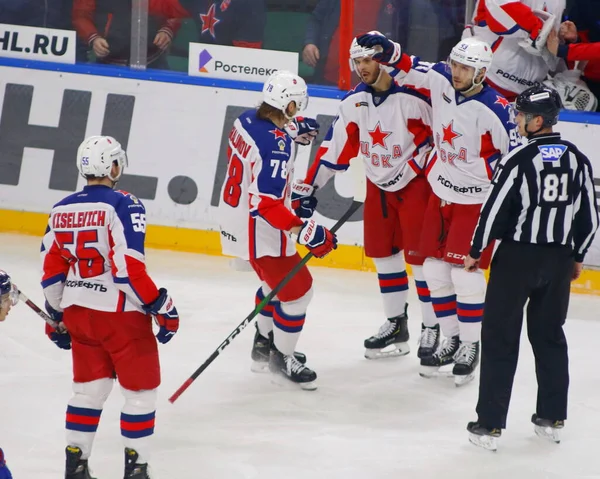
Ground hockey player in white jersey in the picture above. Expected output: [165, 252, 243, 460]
[465, 0, 566, 101]
[219, 71, 337, 390]
[292, 35, 439, 363]
[356, 33, 520, 385]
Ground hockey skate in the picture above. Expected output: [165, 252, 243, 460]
[124, 448, 152, 478]
[269, 346, 317, 391]
[452, 341, 480, 387]
[532, 414, 564, 444]
[467, 421, 501, 452]
[65, 446, 96, 479]
[250, 324, 306, 373]
[417, 323, 440, 360]
[364, 305, 410, 359]
[419, 335, 459, 378]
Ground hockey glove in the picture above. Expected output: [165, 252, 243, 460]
[297, 219, 338, 258]
[288, 117, 320, 146]
[291, 180, 318, 218]
[143, 288, 179, 344]
[0, 448, 13, 479]
[356, 32, 402, 66]
[45, 301, 71, 350]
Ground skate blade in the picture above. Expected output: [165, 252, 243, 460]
[534, 425, 561, 444]
[454, 373, 476, 387]
[419, 364, 454, 379]
[251, 361, 269, 373]
[468, 432, 498, 451]
[364, 343, 410, 360]
[270, 372, 318, 391]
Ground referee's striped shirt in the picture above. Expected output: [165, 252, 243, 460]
[470, 132, 599, 263]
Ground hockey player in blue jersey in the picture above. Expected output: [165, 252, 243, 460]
[218, 71, 336, 390]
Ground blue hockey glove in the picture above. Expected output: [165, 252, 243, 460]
[356, 32, 402, 65]
[291, 180, 318, 218]
[143, 288, 179, 344]
[45, 301, 71, 350]
[297, 219, 338, 258]
[289, 117, 320, 145]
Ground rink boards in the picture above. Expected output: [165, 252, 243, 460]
[0, 59, 599, 295]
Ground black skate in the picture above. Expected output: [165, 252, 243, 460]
[419, 335, 459, 378]
[269, 347, 317, 390]
[452, 341, 480, 387]
[364, 304, 410, 359]
[531, 414, 564, 444]
[124, 448, 152, 478]
[251, 324, 306, 373]
[417, 323, 440, 360]
[65, 446, 96, 479]
[467, 421, 501, 452]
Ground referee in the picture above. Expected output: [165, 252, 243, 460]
[463, 85, 599, 451]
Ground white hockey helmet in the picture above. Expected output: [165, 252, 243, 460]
[76, 135, 128, 182]
[262, 70, 308, 119]
[349, 32, 386, 82]
[449, 37, 493, 86]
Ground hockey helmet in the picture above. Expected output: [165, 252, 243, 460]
[515, 85, 563, 127]
[262, 70, 308, 119]
[449, 37, 493, 88]
[76, 136, 128, 182]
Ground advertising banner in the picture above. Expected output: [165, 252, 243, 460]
[0, 24, 76, 64]
[188, 43, 298, 81]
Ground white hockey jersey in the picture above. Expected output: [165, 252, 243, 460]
[219, 110, 303, 260]
[305, 82, 433, 192]
[41, 186, 160, 313]
[468, 0, 566, 98]
[391, 56, 520, 204]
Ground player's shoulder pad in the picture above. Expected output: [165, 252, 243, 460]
[430, 61, 450, 79]
[477, 85, 514, 124]
[240, 112, 292, 158]
[341, 82, 369, 102]
[114, 190, 146, 211]
[395, 84, 432, 105]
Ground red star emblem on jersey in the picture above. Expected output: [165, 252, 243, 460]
[270, 129, 287, 140]
[494, 95, 511, 109]
[200, 3, 220, 38]
[368, 122, 393, 149]
[441, 120, 462, 149]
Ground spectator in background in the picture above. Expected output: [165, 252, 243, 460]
[174, 0, 266, 48]
[546, 1, 600, 112]
[73, 0, 181, 68]
[0, 0, 73, 30]
[302, 0, 465, 86]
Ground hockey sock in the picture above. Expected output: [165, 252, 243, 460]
[255, 284, 276, 337]
[423, 258, 460, 337]
[120, 388, 157, 465]
[272, 289, 313, 356]
[373, 252, 409, 319]
[66, 378, 113, 459]
[411, 265, 437, 327]
[452, 267, 486, 342]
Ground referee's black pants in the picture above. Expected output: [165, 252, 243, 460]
[476, 240, 574, 429]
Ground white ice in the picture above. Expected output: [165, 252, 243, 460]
[1, 233, 599, 479]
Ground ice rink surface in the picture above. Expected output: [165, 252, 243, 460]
[1, 233, 599, 478]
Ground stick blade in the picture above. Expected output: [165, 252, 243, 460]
[347, 157, 366, 202]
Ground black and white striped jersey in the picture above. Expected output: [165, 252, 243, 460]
[470, 132, 599, 262]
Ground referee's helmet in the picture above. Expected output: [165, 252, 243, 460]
[515, 85, 563, 127]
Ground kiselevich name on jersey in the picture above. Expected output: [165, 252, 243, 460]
[437, 175, 483, 194]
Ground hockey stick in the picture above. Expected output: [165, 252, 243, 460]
[169, 158, 366, 403]
[17, 290, 67, 333]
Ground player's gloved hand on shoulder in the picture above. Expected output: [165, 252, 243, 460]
[288, 117, 320, 145]
[356, 31, 402, 65]
[291, 180, 318, 218]
[297, 219, 337, 258]
[0, 448, 13, 479]
[143, 288, 179, 344]
[45, 301, 71, 350]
